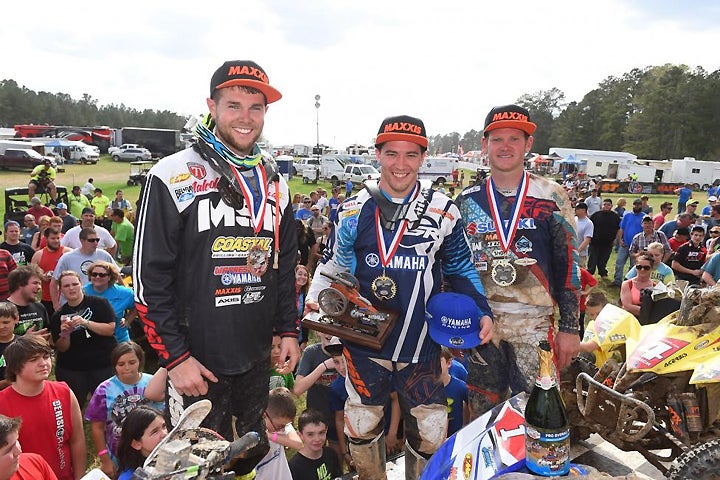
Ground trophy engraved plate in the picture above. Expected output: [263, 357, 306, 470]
[302, 271, 398, 350]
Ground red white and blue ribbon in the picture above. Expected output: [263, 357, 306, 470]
[374, 183, 419, 267]
[375, 209, 407, 267]
[232, 164, 269, 235]
[487, 171, 530, 252]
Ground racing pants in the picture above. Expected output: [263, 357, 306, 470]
[166, 360, 270, 476]
[343, 347, 446, 479]
[467, 308, 553, 418]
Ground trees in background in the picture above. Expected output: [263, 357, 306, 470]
[2, 63, 720, 160]
[0, 79, 186, 130]
[428, 64, 720, 160]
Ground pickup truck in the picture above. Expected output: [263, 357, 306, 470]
[342, 164, 380, 185]
[292, 157, 320, 176]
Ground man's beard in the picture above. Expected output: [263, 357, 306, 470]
[215, 122, 262, 156]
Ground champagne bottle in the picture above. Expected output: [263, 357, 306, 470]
[524, 340, 570, 476]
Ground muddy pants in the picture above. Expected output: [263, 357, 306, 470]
[467, 310, 554, 418]
[166, 361, 270, 476]
[343, 347, 446, 479]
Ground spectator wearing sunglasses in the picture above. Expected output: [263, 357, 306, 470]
[84, 261, 137, 343]
[706, 226, 720, 255]
[49, 228, 115, 311]
[620, 252, 656, 316]
[295, 197, 314, 221]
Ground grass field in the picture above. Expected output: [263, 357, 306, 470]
[2, 157, 685, 472]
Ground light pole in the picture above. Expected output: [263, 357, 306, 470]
[315, 94, 321, 152]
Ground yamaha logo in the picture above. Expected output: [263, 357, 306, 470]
[365, 253, 380, 268]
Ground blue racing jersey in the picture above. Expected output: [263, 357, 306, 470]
[308, 185, 491, 363]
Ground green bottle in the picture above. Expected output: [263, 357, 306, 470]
[524, 340, 570, 476]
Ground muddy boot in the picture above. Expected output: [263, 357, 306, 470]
[349, 434, 387, 480]
[404, 442, 428, 480]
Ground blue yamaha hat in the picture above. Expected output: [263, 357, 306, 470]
[425, 292, 482, 349]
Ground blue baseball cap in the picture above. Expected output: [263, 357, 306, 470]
[425, 292, 482, 349]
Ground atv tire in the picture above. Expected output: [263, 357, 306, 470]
[667, 438, 720, 479]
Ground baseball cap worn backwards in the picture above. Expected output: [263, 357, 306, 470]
[210, 60, 282, 104]
[425, 292, 482, 349]
[484, 104, 537, 136]
[375, 115, 428, 149]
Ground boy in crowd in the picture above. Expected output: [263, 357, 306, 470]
[269, 332, 294, 390]
[293, 334, 339, 458]
[0, 414, 58, 480]
[0, 336, 85, 480]
[672, 225, 707, 285]
[255, 387, 303, 480]
[440, 347, 468, 437]
[289, 409, 342, 480]
[584, 291, 609, 322]
[579, 291, 610, 355]
[0, 303, 19, 390]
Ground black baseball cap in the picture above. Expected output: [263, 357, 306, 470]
[484, 104, 536, 135]
[375, 115, 428, 149]
[575, 202, 588, 210]
[210, 60, 282, 104]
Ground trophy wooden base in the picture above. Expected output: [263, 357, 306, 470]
[302, 308, 398, 350]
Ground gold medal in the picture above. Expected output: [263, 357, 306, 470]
[491, 259, 517, 286]
[371, 270, 397, 300]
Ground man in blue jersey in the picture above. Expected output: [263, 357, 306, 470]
[307, 115, 493, 479]
[456, 105, 581, 413]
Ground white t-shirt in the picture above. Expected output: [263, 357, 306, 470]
[255, 423, 295, 480]
[575, 216, 594, 256]
[61, 225, 116, 250]
[315, 196, 329, 213]
[81, 182, 95, 196]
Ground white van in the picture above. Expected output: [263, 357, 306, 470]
[66, 143, 99, 164]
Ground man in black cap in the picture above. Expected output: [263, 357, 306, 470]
[133, 60, 299, 478]
[456, 104, 581, 412]
[307, 114, 493, 478]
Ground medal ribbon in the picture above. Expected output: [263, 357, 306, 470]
[374, 183, 419, 267]
[231, 164, 269, 235]
[375, 209, 407, 267]
[487, 171, 530, 252]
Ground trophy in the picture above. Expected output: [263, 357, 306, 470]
[302, 271, 398, 350]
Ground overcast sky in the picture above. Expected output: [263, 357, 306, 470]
[2, 0, 719, 150]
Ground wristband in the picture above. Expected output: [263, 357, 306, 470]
[271, 432, 278, 442]
[98, 449, 108, 457]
